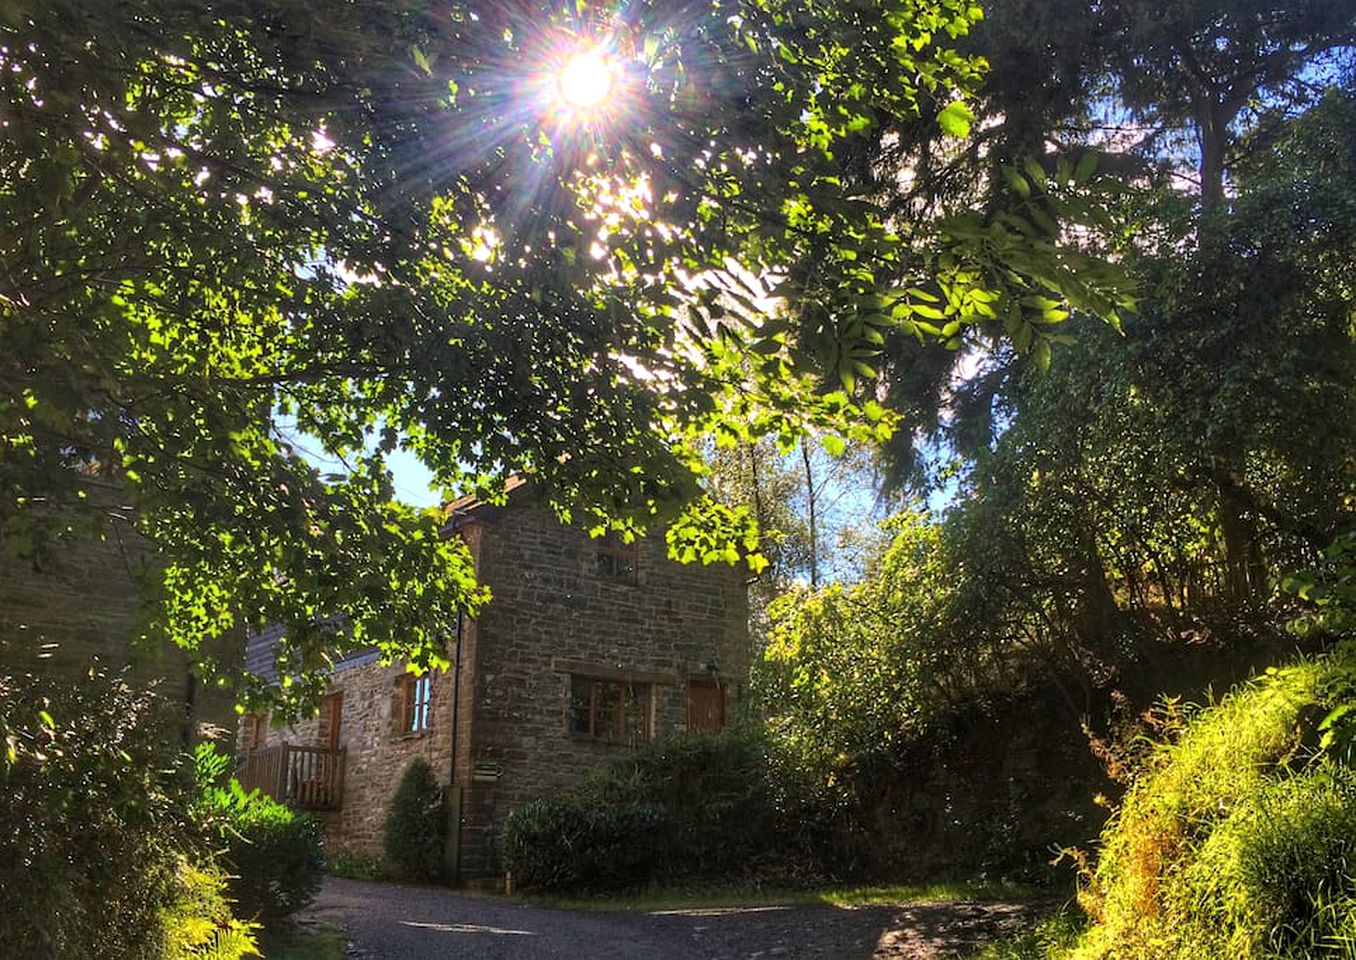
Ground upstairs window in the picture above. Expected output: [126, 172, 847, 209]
[595, 531, 638, 583]
[394, 673, 432, 735]
[568, 675, 651, 743]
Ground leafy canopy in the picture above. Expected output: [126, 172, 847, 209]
[2, 0, 1127, 711]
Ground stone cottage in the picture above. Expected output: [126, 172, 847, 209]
[236, 480, 749, 880]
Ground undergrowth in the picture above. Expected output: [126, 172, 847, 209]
[1007, 645, 1356, 959]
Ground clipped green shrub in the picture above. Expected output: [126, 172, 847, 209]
[600, 730, 845, 879]
[503, 796, 667, 890]
[195, 744, 325, 919]
[383, 758, 445, 882]
[503, 730, 850, 892]
[600, 732, 771, 873]
[1061, 645, 1356, 960]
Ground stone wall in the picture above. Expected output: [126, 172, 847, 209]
[243, 653, 459, 857]
[0, 490, 237, 738]
[461, 497, 750, 876]
[239, 494, 750, 880]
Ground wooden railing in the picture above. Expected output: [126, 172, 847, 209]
[236, 744, 346, 811]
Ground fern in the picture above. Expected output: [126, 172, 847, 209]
[160, 859, 260, 960]
[191, 923, 261, 960]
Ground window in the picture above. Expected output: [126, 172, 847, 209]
[568, 676, 651, 743]
[395, 673, 432, 735]
[687, 678, 726, 734]
[595, 531, 638, 583]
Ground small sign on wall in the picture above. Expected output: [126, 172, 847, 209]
[472, 760, 501, 783]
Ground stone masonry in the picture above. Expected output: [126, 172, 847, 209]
[242, 484, 749, 879]
[0, 483, 237, 736]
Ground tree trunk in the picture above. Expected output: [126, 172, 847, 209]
[1218, 480, 1255, 605]
[1197, 105, 1227, 214]
[801, 437, 819, 588]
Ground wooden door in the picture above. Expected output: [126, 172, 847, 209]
[687, 679, 725, 734]
[322, 692, 343, 749]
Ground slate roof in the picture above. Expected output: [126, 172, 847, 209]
[245, 478, 528, 686]
[244, 620, 380, 687]
[439, 475, 530, 531]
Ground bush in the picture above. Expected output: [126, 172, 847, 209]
[1182, 767, 1356, 957]
[599, 733, 772, 874]
[504, 796, 667, 890]
[502, 730, 850, 892]
[159, 859, 260, 960]
[383, 758, 445, 882]
[0, 670, 256, 959]
[1060, 645, 1356, 960]
[195, 744, 325, 919]
[328, 849, 389, 881]
[971, 909, 1085, 960]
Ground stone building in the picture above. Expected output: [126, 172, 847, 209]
[237, 481, 750, 881]
[0, 479, 237, 737]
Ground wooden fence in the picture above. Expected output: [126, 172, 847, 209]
[235, 743, 346, 811]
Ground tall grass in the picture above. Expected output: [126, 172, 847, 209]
[1053, 649, 1356, 959]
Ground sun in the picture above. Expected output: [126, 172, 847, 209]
[557, 50, 614, 110]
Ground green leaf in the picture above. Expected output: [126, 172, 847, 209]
[411, 45, 433, 76]
[1074, 151, 1098, 184]
[1002, 166, 1031, 199]
[1022, 156, 1048, 188]
[1034, 339, 1051, 372]
[937, 101, 974, 138]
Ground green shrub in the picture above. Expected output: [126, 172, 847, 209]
[1182, 767, 1356, 957]
[504, 796, 667, 890]
[328, 849, 389, 881]
[970, 908, 1085, 960]
[1062, 645, 1356, 960]
[160, 859, 260, 959]
[0, 670, 258, 959]
[502, 730, 850, 892]
[383, 758, 445, 882]
[0, 671, 191, 958]
[600, 733, 771, 873]
[195, 744, 325, 919]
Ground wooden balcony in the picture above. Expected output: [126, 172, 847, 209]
[236, 743, 346, 811]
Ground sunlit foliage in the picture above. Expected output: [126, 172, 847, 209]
[0, 0, 1132, 712]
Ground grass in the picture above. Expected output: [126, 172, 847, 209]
[966, 906, 1085, 960]
[255, 921, 346, 960]
[326, 850, 388, 881]
[515, 880, 1035, 913]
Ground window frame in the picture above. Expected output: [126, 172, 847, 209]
[567, 675, 652, 743]
[395, 673, 433, 736]
[594, 531, 639, 584]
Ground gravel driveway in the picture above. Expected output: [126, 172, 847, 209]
[304, 877, 1037, 960]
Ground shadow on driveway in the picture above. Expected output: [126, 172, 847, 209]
[306, 877, 1037, 959]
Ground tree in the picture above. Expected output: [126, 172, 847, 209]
[1, 0, 1130, 713]
[755, 73, 1356, 877]
[864, 0, 1355, 487]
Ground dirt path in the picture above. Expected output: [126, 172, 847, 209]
[305, 877, 1037, 960]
